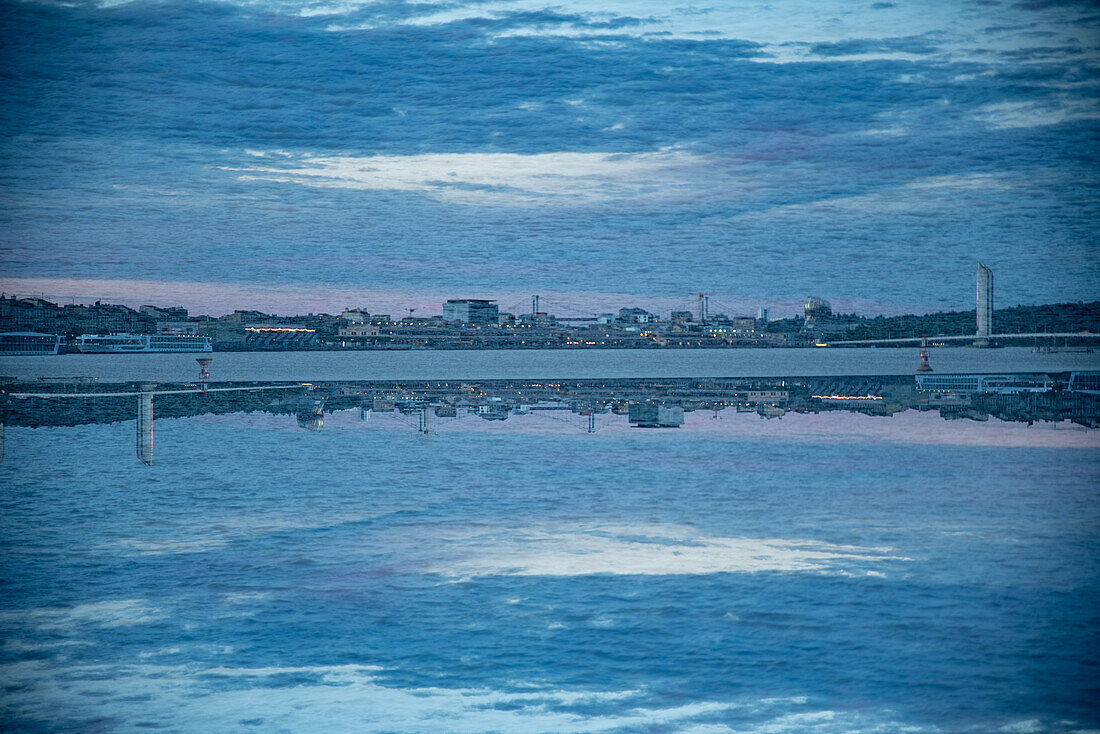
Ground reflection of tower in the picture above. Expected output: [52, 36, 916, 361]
[196, 358, 212, 396]
[917, 334, 933, 372]
[137, 384, 154, 466]
[975, 263, 993, 347]
[297, 399, 325, 432]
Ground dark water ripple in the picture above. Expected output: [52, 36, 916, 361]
[0, 413, 1098, 732]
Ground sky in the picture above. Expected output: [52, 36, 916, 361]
[0, 0, 1098, 318]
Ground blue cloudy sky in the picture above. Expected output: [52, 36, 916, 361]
[1, 0, 1097, 317]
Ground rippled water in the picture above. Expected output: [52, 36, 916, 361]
[1, 408, 1097, 732]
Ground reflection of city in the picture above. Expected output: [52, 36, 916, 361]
[331, 372, 1100, 428]
[3, 371, 1099, 461]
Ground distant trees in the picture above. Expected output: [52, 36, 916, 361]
[766, 302, 1100, 339]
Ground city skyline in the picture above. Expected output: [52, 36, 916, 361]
[0, 263, 1085, 322]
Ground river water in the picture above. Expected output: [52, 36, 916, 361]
[2, 346, 1098, 382]
[3, 347, 1099, 732]
[1, 402, 1098, 733]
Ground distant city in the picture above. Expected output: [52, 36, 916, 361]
[2, 264, 1098, 354]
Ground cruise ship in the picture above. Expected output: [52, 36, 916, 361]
[74, 333, 213, 353]
[0, 332, 65, 356]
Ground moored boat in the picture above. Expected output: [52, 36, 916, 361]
[0, 332, 64, 356]
[74, 333, 213, 353]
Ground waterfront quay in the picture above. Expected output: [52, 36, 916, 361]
[4, 291, 1099, 353]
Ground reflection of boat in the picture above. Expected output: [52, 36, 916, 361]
[75, 333, 213, 353]
[0, 332, 64, 356]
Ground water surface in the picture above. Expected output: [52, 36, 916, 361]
[3, 346, 1097, 383]
[1, 408, 1097, 732]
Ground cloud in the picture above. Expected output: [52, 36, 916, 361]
[808, 34, 943, 58]
[1, 0, 1098, 311]
[229, 149, 705, 203]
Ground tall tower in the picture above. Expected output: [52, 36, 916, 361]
[975, 263, 993, 347]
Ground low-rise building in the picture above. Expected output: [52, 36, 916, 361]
[618, 307, 657, 324]
[340, 309, 370, 324]
[517, 312, 555, 327]
[443, 299, 499, 325]
[220, 309, 271, 323]
[628, 403, 684, 427]
[140, 305, 189, 320]
[338, 323, 380, 338]
[0, 296, 59, 333]
[59, 302, 155, 336]
[744, 390, 789, 403]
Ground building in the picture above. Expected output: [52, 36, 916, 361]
[757, 307, 769, 323]
[804, 297, 832, 327]
[443, 299, 499, 325]
[220, 309, 271, 323]
[628, 403, 684, 428]
[139, 305, 188, 320]
[517, 312, 555, 327]
[670, 311, 693, 324]
[743, 390, 788, 404]
[159, 320, 210, 335]
[617, 307, 657, 324]
[243, 323, 320, 350]
[976, 263, 993, 347]
[340, 309, 370, 324]
[729, 317, 756, 332]
[0, 297, 59, 333]
[338, 323, 380, 338]
[59, 301, 155, 336]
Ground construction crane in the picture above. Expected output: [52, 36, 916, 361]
[688, 292, 713, 323]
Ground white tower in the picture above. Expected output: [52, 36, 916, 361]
[975, 263, 993, 347]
